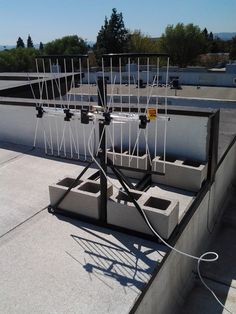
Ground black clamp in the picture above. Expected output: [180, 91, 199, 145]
[103, 112, 112, 125]
[81, 108, 89, 124]
[36, 106, 44, 118]
[64, 108, 73, 121]
[139, 115, 149, 129]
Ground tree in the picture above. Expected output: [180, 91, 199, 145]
[229, 36, 236, 60]
[159, 23, 206, 67]
[44, 35, 88, 55]
[16, 37, 25, 48]
[209, 32, 214, 41]
[95, 8, 129, 63]
[202, 28, 208, 40]
[39, 42, 44, 51]
[0, 48, 39, 72]
[127, 30, 159, 53]
[27, 35, 34, 48]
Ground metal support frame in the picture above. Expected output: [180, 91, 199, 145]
[98, 77, 108, 222]
[45, 52, 220, 244]
[99, 122, 107, 222]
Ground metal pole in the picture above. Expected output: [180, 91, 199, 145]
[97, 77, 107, 108]
[99, 122, 107, 223]
[98, 77, 107, 222]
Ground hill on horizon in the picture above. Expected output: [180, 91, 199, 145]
[214, 32, 236, 40]
[0, 44, 41, 51]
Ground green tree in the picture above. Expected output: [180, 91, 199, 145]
[95, 8, 129, 63]
[159, 23, 206, 67]
[127, 30, 159, 53]
[27, 35, 34, 48]
[44, 35, 88, 55]
[229, 36, 236, 60]
[0, 48, 39, 71]
[39, 42, 44, 51]
[202, 28, 209, 40]
[209, 32, 214, 41]
[16, 37, 25, 48]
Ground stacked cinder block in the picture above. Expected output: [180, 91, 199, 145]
[152, 156, 208, 192]
[107, 188, 179, 239]
[49, 177, 113, 219]
[107, 148, 150, 179]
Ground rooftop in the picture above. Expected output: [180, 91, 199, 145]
[70, 85, 236, 102]
[0, 65, 236, 313]
[0, 105, 235, 313]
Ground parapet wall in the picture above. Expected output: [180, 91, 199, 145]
[0, 104, 210, 162]
[133, 138, 236, 314]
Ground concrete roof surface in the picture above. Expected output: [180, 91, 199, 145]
[0, 80, 30, 90]
[0, 142, 167, 314]
[71, 85, 236, 101]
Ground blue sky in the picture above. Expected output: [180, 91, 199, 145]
[0, 0, 235, 45]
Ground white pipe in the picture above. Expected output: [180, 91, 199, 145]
[59, 124, 66, 153]
[55, 116, 60, 156]
[79, 58, 84, 108]
[49, 59, 56, 108]
[154, 57, 160, 162]
[33, 118, 39, 147]
[75, 118, 80, 159]
[83, 125, 87, 160]
[69, 123, 73, 158]
[35, 59, 43, 100]
[87, 58, 91, 106]
[42, 59, 49, 106]
[43, 129, 47, 154]
[163, 57, 170, 172]
[49, 116, 53, 155]
[63, 58, 69, 107]
[146, 57, 150, 113]
[102, 57, 106, 108]
[119, 57, 123, 161]
[56, 59, 63, 104]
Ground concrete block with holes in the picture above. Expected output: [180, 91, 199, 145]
[107, 149, 150, 179]
[121, 152, 150, 179]
[49, 179, 113, 219]
[107, 149, 129, 168]
[152, 156, 208, 192]
[107, 189, 179, 239]
[139, 193, 179, 239]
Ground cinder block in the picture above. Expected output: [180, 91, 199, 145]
[139, 193, 179, 239]
[107, 189, 150, 233]
[107, 189, 179, 239]
[107, 149, 150, 179]
[49, 179, 113, 219]
[56, 176, 83, 188]
[49, 177, 83, 207]
[152, 156, 208, 192]
[107, 149, 129, 167]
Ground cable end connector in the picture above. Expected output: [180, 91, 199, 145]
[103, 112, 112, 125]
[48, 205, 55, 214]
[36, 106, 44, 118]
[64, 109, 73, 121]
[81, 108, 90, 124]
[139, 115, 150, 129]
